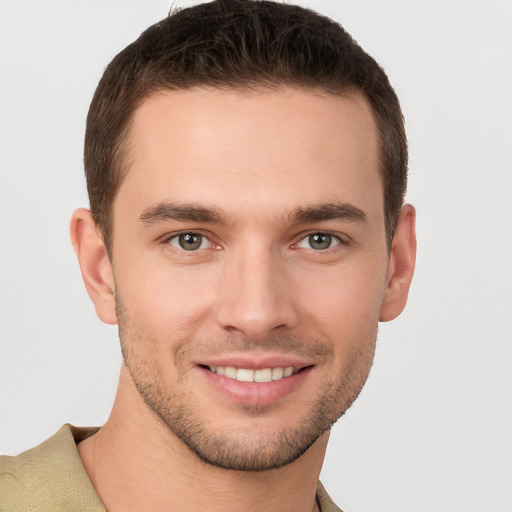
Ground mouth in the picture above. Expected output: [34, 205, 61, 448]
[197, 360, 314, 406]
[203, 365, 301, 383]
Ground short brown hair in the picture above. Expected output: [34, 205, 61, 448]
[84, 0, 407, 252]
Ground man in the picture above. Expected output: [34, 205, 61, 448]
[0, 1, 416, 510]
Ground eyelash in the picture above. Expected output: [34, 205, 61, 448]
[162, 230, 346, 253]
[163, 231, 219, 252]
[293, 232, 344, 251]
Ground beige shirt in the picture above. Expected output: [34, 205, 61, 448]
[1, 424, 343, 512]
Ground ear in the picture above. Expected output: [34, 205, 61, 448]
[380, 204, 417, 322]
[70, 208, 118, 325]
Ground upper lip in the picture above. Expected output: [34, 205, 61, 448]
[196, 355, 313, 370]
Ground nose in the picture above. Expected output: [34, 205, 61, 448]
[215, 247, 299, 340]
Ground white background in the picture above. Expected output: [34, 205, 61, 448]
[1, 1, 511, 511]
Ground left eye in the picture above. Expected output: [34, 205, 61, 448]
[168, 233, 212, 251]
[296, 233, 341, 251]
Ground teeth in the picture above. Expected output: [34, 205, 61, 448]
[271, 367, 284, 380]
[237, 368, 254, 382]
[254, 368, 272, 382]
[207, 365, 297, 383]
[225, 366, 237, 379]
[283, 367, 294, 377]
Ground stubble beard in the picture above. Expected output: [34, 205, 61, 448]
[116, 297, 377, 472]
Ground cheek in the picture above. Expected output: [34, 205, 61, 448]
[114, 243, 388, 347]
[116, 260, 221, 338]
[299, 259, 386, 342]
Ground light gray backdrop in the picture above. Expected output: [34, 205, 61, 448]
[1, 1, 511, 511]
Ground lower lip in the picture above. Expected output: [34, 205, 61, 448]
[199, 366, 312, 406]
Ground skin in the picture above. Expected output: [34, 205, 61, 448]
[71, 87, 416, 512]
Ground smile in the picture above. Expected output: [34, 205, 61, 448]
[208, 365, 298, 383]
[200, 363, 312, 405]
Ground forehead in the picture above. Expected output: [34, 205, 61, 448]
[116, 87, 382, 225]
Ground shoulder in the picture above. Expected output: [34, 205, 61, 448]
[0, 424, 105, 512]
[317, 481, 345, 512]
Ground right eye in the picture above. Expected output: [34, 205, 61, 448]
[167, 233, 213, 251]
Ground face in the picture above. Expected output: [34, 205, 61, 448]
[110, 87, 390, 470]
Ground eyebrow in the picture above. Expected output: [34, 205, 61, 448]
[290, 203, 367, 224]
[137, 201, 367, 227]
[138, 203, 227, 225]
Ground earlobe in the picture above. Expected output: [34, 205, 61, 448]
[70, 208, 118, 325]
[379, 204, 417, 322]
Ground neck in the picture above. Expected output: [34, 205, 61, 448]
[78, 366, 328, 512]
